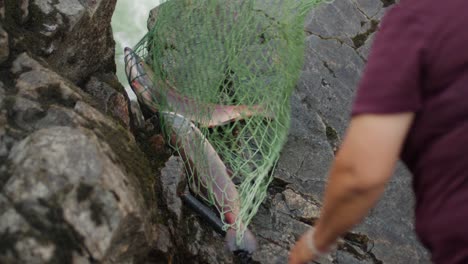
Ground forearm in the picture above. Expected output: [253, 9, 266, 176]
[312, 163, 386, 251]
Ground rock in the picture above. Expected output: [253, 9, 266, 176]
[47, 0, 117, 83]
[357, 31, 376, 59]
[11, 96, 46, 131]
[159, 156, 186, 223]
[129, 100, 145, 129]
[84, 75, 130, 128]
[305, 0, 372, 48]
[265, 0, 430, 262]
[282, 189, 321, 220]
[147, 5, 159, 31]
[354, 0, 384, 19]
[0, 25, 8, 64]
[153, 224, 173, 256]
[18, 0, 29, 23]
[0, 194, 58, 264]
[0, 0, 5, 19]
[9, 53, 83, 130]
[2, 126, 152, 262]
[5, 0, 116, 84]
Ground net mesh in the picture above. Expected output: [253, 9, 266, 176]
[132, 0, 324, 245]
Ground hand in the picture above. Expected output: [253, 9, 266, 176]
[288, 230, 317, 264]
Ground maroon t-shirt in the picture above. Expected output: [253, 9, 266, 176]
[352, 1, 468, 263]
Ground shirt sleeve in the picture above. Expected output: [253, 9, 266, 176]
[351, 5, 426, 116]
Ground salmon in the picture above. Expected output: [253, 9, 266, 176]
[162, 111, 258, 253]
[124, 47, 272, 128]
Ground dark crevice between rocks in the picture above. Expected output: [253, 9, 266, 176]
[353, 1, 372, 21]
[0, 230, 20, 259]
[381, 0, 396, 8]
[296, 215, 318, 228]
[0, 161, 11, 190]
[257, 233, 286, 249]
[76, 183, 94, 203]
[341, 232, 383, 264]
[268, 176, 292, 196]
[323, 61, 337, 78]
[37, 84, 79, 108]
[318, 115, 340, 155]
[98, 120, 162, 220]
[3, 96, 33, 138]
[234, 251, 261, 264]
[326, 125, 339, 149]
[351, 20, 379, 49]
[12, 197, 97, 263]
[283, 216, 383, 264]
[89, 200, 105, 227]
[304, 30, 348, 47]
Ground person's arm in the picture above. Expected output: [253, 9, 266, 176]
[289, 113, 414, 264]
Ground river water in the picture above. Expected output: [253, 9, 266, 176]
[111, 0, 161, 99]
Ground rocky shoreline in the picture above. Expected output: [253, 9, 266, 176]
[0, 0, 429, 263]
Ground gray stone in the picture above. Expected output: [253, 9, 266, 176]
[48, 0, 117, 83]
[305, 0, 371, 47]
[357, 31, 376, 59]
[35, 105, 86, 129]
[160, 156, 186, 223]
[18, 0, 29, 23]
[353, 0, 383, 18]
[147, 5, 160, 31]
[0, 25, 8, 64]
[153, 224, 172, 255]
[0, 1, 161, 263]
[0, 194, 60, 264]
[3, 126, 152, 262]
[10, 0, 116, 84]
[34, 0, 54, 15]
[11, 96, 46, 130]
[12, 53, 83, 104]
[130, 100, 145, 129]
[62, 184, 121, 260]
[54, 0, 86, 30]
[84, 75, 130, 128]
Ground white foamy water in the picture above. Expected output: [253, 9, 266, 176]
[111, 0, 160, 99]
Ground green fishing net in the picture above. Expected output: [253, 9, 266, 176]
[133, 0, 324, 245]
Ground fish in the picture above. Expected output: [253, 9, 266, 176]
[124, 47, 272, 128]
[161, 110, 258, 253]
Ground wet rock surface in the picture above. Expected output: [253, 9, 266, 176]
[0, 1, 159, 263]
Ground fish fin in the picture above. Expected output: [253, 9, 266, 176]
[225, 228, 257, 253]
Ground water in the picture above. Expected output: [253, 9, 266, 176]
[111, 0, 161, 99]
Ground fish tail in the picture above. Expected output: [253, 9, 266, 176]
[225, 227, 257, 253]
